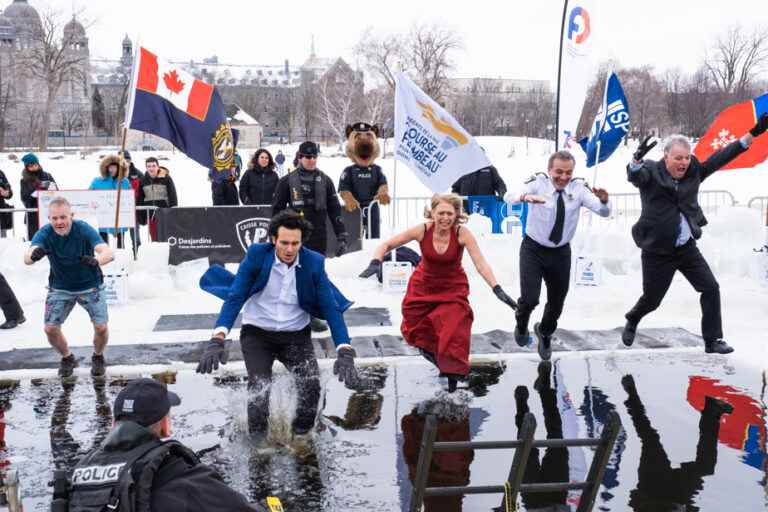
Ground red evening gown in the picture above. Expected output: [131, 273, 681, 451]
[401, 223, 473, 376]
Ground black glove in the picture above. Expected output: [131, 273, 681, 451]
[750, 113, 768, 137]
[80, 255, 99, 267]
[633, 136, 657, 162]
[333, 346, 360, 389]
[492, 285, 517, 310]
[359, 259, 381, 278]
[335, 234, 348, 257]
[196, 338, 231, 374]
[30, 246, 47, 262]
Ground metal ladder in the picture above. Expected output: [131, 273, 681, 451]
[409, 411, 622, 512]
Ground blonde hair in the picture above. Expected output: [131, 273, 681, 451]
[423, 193, 468, 224]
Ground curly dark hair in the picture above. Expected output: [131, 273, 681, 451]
[268, 209, 313, 241]
[251, 149, 275, 170]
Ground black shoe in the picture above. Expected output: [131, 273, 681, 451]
[534, 323, 552, 361]
[309, 317, 328, 333]
[0, 316, 25, 329]
[533, 361, 552, 391]
[621, 374, 637, 395]
[91, 354, 106, 378]
[58, 354, 78, 378]
[514, 385, 529, 403]
[704, 396, 734, 416]
[704, 339, 734, 354]
[514, 323, 530, 347]
[621, 320, 637, 347]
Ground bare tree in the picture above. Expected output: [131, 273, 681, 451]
[362, 86, 392, 132]
[18, 7, 90, 150]
[704, 25, 768, 100]
[318, 70, 364, 146]
[354, 30, 406, 92]
[0, 48, 16, 149]
[406, 23, 463, 103]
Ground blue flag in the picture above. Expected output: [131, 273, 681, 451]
[578, 71, 630, 167]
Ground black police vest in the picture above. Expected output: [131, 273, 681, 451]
[67, 439, 198, 512]
[288, 169, 327, 212]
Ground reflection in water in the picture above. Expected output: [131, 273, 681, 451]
[326, 365, 388, 430]
[579, 385, 627, 506]
[686, 376, 767, 474]
[622, 374, 732, 511]
[515, 361, 569, 510]
[0, 383, 18, 474]
[402, 407, 473, 512]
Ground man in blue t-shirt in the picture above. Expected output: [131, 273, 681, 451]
[24, 197, 114, 378]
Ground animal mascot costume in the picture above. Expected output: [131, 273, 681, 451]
[338, 122, 390, 239]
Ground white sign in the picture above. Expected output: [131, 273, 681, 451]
[574, 255, 601, 287]
[557, 1, 597, 150]
[38, 189, 136, 229]
[394, 73, 491, 193]
[382, 261, 413, 293]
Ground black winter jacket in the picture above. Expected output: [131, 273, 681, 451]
[137, 170, 178, 224]
[239, 166, 279, 205]
[20, 168, 56, 208]
[451, 166, 507, 198]
[628, 140, 746, 254]
[0, 169, 12, 209]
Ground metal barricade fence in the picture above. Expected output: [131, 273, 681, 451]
[383, 190, 738, 233]
[748, 196, 768, 218]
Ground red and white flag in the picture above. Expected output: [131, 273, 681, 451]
[131, 47, 213, 122]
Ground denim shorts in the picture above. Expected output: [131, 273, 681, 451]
[44, 286, 108, 326]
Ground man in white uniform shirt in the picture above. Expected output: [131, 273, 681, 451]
[197, 210, 359, 438]
[505, 150, 611, 360]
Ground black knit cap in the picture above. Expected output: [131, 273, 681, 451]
[113, 378, 181, 427]
[298, 141, 319, 157]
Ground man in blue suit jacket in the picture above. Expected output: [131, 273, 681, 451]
[197, 210, 360, 438]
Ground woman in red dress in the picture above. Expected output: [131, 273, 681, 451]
[360, 194, 517, 391]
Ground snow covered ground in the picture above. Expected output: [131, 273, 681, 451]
[0, 136, 766, 373]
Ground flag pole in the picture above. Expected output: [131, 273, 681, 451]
[554, 0, 570, 151]
[114, 127, 128, 234]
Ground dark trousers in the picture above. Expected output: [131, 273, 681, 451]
[99, 232, 125, 249]
[304, 211, 328, 255]
[626, 241, 722, 341]
[362, 202, 380, 239]
[240, 324, 320, 435]
[515, 383, 568, 508]
[624, 387, 722, 508]
[0, 272, 23, 321]
[517, 236, 571, 337]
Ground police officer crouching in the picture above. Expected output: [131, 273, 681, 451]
[59, 378, 265, 511]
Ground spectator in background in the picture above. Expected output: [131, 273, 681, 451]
[209, 151, 241, 206]
[239, 149, 279, 205]
[0, 168, 13, 238]
[123, 150, 143, 255]
[275, 149, 286, 177]
[0, 272, 24, 329]
[451, 163, 507, 200]
[137, 157, 178, 242]
[89, 155, 132, 248]
[19, 153, 57, 241]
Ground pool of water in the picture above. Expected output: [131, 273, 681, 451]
[1, 351, 766, 511]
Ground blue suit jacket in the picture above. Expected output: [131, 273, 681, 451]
[200, 243, 353, 346]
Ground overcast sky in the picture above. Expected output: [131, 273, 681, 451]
[46, 0, 768, 84]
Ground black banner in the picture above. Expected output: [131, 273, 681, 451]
[156, 206, 362, 265]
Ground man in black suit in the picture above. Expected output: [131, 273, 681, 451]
[622, 113, 768, 354]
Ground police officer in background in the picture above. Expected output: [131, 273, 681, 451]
[505, 150, 611, 360]
[272, 140, 348, 257]
[62, 378, 263, 511]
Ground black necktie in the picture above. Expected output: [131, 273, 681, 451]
[549, 190, 565, 245]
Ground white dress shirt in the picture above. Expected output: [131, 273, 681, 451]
[505, 173, 611, 248]
[214, 254, 309, 336]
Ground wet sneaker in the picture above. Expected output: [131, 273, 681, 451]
[621, 320, 638, 347]
[514, 324, 530, 347]
[58, 354, 78, 378]
[534, 323, 552, 361]
[91, 354, 106, 378]
[0, 316, 25, 329]
[704, 339, 734, 354]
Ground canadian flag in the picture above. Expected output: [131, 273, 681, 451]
[135, 47, 213, 122]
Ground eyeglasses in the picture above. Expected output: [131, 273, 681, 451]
[300, 155, 318, 159]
